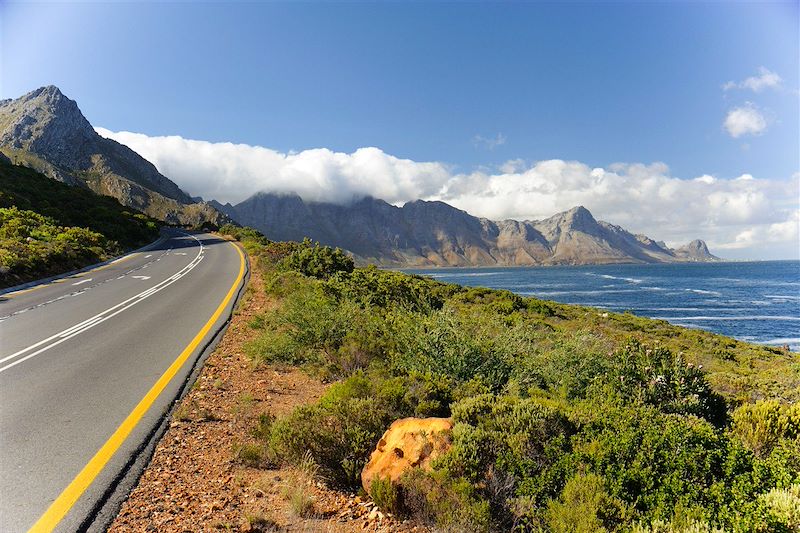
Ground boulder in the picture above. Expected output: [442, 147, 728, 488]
[361, 417, 453, 493]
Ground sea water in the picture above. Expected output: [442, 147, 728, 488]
[406, 261, 800, 351]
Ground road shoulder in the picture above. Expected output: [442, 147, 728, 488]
[108, 251, 406, 532]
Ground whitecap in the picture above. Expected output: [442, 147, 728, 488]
[654, 315, 800, 322]
[684, 289, 722, 296]
[761, 337, 800, 345]
[588, 273, 643, 283]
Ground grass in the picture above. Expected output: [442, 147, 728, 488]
[232, 441, 272, 468]
[280, 478, 316, 518]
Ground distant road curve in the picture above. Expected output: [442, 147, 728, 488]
[0, 229, 247, 532]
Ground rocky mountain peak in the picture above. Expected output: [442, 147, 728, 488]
[563, 205, 596, 225]
[1, 85, 228, 227]
[684, 239, 710, 253]
[674, 239, 719, 261]
[0, 85, 95, 166]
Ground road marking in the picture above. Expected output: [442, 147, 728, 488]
[132, 275, 151, 280]
[144, 255, 152, 258]
[27, 240, 245, 533]
[4, 249, 143, 298]
[174, 252, 187, 256]
[71, 279, 93, 286]
[0, 236, 205, 373]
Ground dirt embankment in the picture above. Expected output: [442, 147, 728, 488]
[109, 251, 420, 532]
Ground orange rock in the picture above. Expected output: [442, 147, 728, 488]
[361, 417, 453, 493]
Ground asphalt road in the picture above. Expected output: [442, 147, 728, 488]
[0, 229, 246, 532]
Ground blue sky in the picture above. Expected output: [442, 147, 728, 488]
[1, 1, 799, 258]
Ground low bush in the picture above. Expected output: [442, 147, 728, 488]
[266, 371, 450, 488]
[279, 238, 353, 279]
[731, 400, 800, 457]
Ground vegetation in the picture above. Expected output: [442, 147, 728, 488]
[0, 161, 159, 287]
[224, 226, 800, 531]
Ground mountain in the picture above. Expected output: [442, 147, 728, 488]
[229, 193, 720, 266]
[0, 86, 226, 227]
[673, 239, 720, 262]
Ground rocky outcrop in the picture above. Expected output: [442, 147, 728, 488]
[674, 239, 720, 261]
[361, 417, 453, 493]
[0, 86, 227, 227]
[229, 193, 721, 267]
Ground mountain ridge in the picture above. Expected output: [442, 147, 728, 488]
[0, 85, 721, 266]
[0, 86, 227, 227]
[229, 192, 720, 266]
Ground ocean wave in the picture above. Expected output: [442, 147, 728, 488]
[644, 307, 715, 312]
[532, 289, 641, 296]
[684, 289, 722, 296]
[589, 273, 644, 284]
[426, 271, 501, 278]
[764, 294, 800, 301]
[761, 337, 800, 345]
[654, 315, 800, 322]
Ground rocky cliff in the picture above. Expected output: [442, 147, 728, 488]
[229, 193, 720, 266]
[0, 86, 227, 227]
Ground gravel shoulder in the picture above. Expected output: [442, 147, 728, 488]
[109, 251, 420, 532]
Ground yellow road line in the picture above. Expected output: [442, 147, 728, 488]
[28, 242, 246, 533]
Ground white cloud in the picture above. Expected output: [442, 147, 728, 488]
[96, 127, 800, 259]
[96, 128, 452, 206]
[472, 133, 506, 150]
[723, 103, 767, 138]
[723, 67, 782, 92]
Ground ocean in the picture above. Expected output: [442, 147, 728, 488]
[406, 261, 800, 351]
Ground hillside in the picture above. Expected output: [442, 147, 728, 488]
[111, 228, 798, 532]
[0, 160, 160, 288]
[226, 193, 720, 266]
[0, 86, 227, 227]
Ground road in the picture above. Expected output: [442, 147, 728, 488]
[0, 229, 246, 532]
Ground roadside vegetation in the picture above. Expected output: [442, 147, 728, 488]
[220, 225, 800, 533]
[0, 161, 159, 288]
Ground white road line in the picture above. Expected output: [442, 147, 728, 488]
[144, 255, 152, 258]
[71, 279, 93, 286]
[0, 233, 205, 373]
[132, 276, 151, 280]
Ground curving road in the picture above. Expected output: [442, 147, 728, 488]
[0, 229, 246, 532]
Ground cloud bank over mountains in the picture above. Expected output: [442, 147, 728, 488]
[96, 127, 799, 259]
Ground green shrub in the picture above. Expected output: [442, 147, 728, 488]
[389, 310, 511, 391]
[0, 206, 115, 287]
[757, 484, 800, 530]
[279, 238, 353, 279]
[611, 341, 727, 425]
[544, 473, 630, 533]
[399, 469, 491, 532]
[731, 400, 800, 458]
[370, 477, 400, 514]
[218, 224, 269, 246]
[267, 371, 450, 488]
[571, 405, 737, 522]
